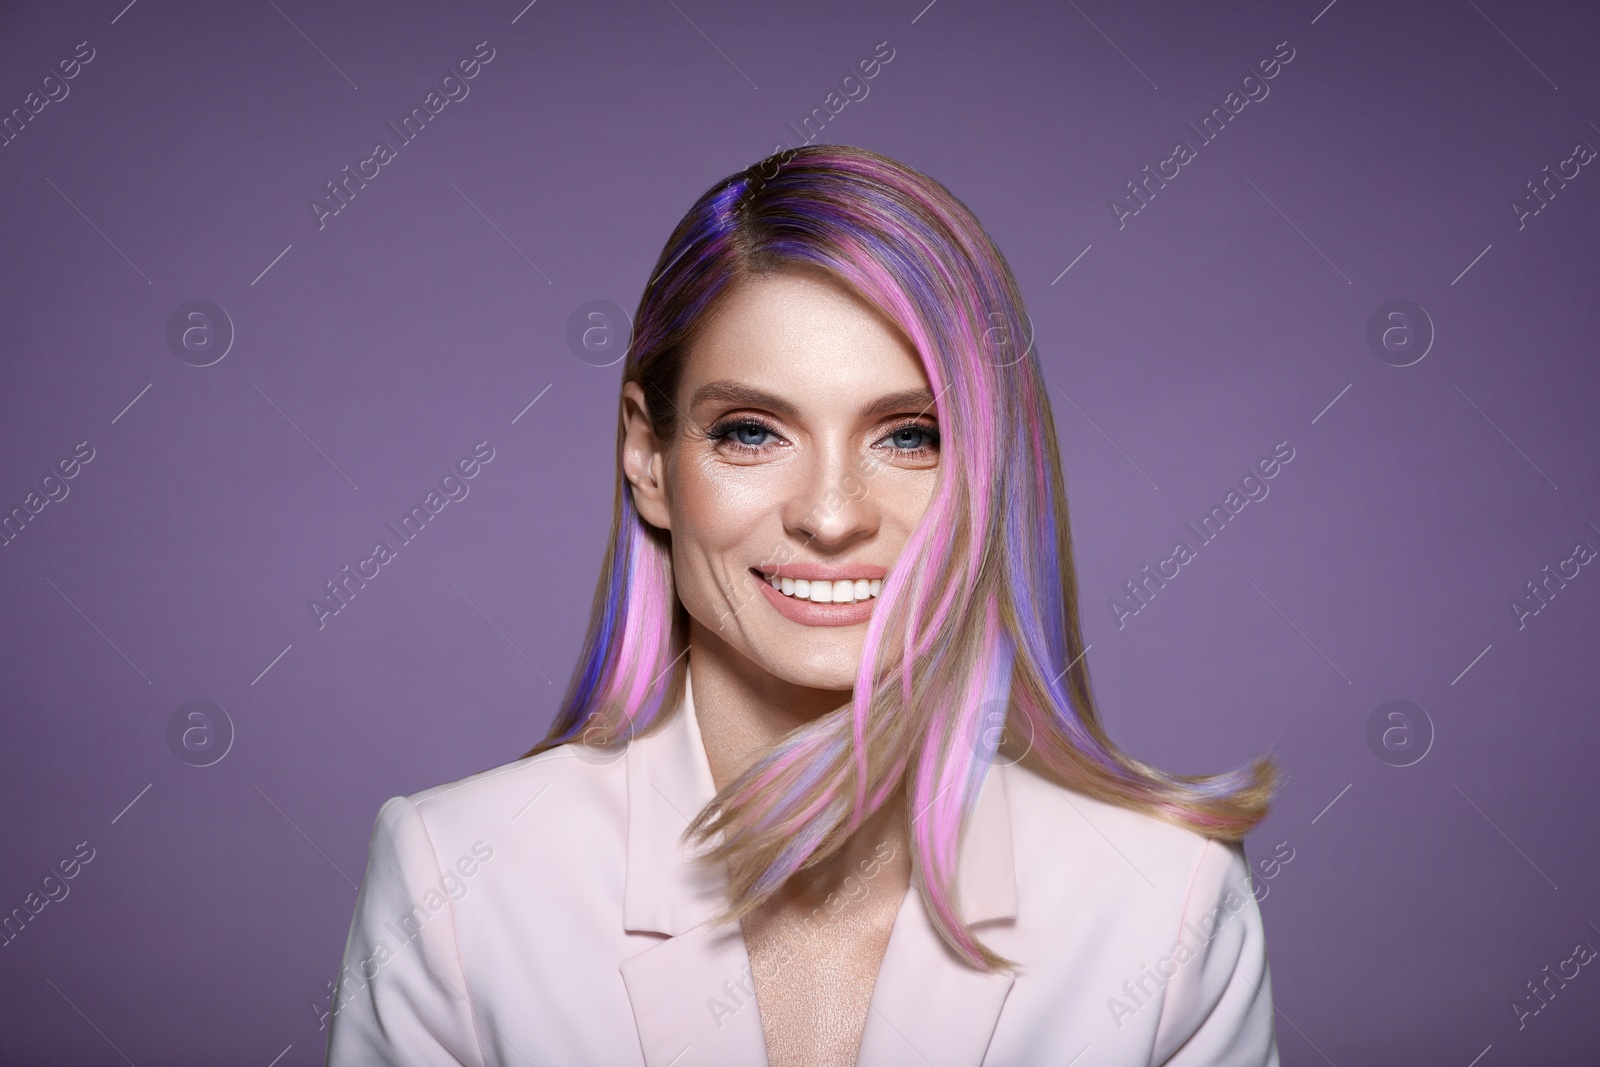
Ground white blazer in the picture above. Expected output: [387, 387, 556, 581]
[326, 666, 1280, 1065]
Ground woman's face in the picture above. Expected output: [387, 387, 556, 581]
[622, 267, 941, 692]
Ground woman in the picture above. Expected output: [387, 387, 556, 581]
[326, 144, 1281, 1066]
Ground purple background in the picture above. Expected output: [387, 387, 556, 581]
[2, 0, 1597, 1063]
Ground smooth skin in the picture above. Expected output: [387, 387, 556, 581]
[621, 266, 941, 1067]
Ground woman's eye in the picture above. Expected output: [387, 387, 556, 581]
[731, 423, 773, 447]
[710, 418, 935, 456]
[709, 418, 780, 451]
[880, 424, 939, 452]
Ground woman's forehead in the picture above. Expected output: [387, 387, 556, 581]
[681, 272, 927, 401]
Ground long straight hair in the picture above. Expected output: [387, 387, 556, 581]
[524, 144, 1277, 972]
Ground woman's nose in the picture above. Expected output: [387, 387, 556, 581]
[784, 441, 879, 548]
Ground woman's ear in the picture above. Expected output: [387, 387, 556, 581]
[621, 382, 672, 530]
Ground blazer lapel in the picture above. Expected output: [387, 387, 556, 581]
[619, 921, 770, 1067]
[856, 760, 1018, 1067]
[618, 667, 771, 1067]
[618, 665, 1020, 1067]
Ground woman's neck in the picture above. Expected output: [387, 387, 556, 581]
[684, 617, 914, 907]
[686, 617, 852, 791]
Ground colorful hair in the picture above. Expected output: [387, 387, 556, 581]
[523, 144, 1278, 973]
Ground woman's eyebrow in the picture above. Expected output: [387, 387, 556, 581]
[861, 387, 938, 420]
[687, 381, 938, 420]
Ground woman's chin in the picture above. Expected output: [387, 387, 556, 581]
[751, 644, 864, 695]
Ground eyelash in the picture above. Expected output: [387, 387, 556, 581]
[705, 417, 940, 457]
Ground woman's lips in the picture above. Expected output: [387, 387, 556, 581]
[752, 567, 880, 627]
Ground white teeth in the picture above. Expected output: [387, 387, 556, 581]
[765, 574, 883, 603]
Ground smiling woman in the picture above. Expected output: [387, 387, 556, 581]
[327, 144, 1283, 1067]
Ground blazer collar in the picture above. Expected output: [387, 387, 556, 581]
[618, 661, 1019, 1066]
[621, 661, 733, 936]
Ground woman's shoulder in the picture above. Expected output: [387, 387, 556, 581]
[993, 765, 1276, 1064]
[411, 741, 623, 806]
[369, 740, 632, 868]
[1001, 761, 1247, 906]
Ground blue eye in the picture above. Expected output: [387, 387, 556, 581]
[708, 417, 937, 456]
[882, 424, 939, 452]
[732, 424, 771, 447]
[709, 418, 780, 451]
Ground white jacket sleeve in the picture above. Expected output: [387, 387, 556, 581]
[1151, 838, 1280, 1066]
[325, 795, 485, 1066]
